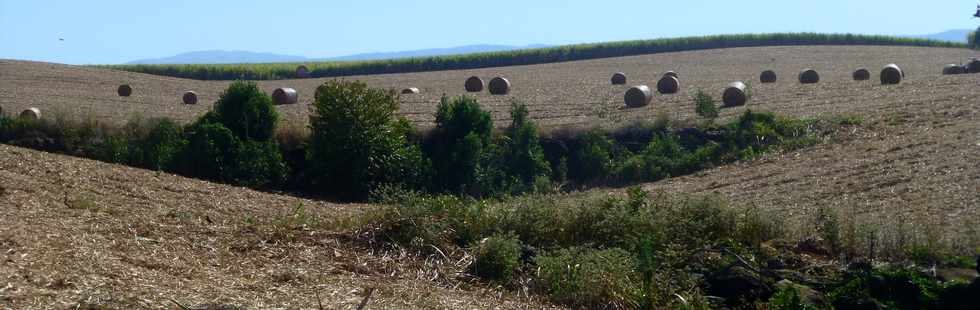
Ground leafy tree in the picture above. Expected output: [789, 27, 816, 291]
[426, 96, 493, 194]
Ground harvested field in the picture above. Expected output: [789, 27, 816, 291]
[0, 144, 555, 309]
[2, 45, 977, 131]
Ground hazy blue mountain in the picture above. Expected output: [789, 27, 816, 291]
[904, 29, 972, 43]
[126, 50, 308, 64]
[126, 44, 551, 65]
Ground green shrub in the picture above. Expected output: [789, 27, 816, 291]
[230, 140, 288, 188]
[570, 129, 615, 181]
[213, 80, 278, 142]
[175, 121, 239, 183]
[131, 118, 185, 171]
[306, 80, 426, 200]
[500, 101, 551, 192]
[694, 90, 718, 121]
[769, 286, 808, 310]
[469, 234, 522, 282]
[535, 247, 639, 308]
[426, 96, 493, 194]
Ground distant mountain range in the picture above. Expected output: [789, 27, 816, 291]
[125, 44, 551, 65]
[904, 29, 972, 43]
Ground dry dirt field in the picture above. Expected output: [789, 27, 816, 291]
[2, 45, 979, 308]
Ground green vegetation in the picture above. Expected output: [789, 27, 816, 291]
[970, 27, 980, 49]
[306, 80, 425, 200]
[694, 90, 718, 122]
[97, 33, 965, 80]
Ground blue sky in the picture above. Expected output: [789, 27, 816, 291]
[2, 0, 978, 64]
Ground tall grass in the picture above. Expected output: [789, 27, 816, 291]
[96, 33, 966, 80]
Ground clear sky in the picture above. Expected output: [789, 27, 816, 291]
[2, 0, 978, 64]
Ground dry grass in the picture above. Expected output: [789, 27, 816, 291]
[0, 144, 557, 309]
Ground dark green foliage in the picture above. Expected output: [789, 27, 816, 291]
[130, 118, 185, 171]
[213, 81, 278, 142]
[469, 234, 522, 282]
[499, 101, 551, 192]
[306, 80, 426, 200]
[426, 96, 494, 195]
[694, 90, 719, 120]
[569, 129, 616, 181]
[769, 286, 809, 310]
[970, 27, 979, 49]
[102, 33, 966, 81]
[828, 267, 978, 310]
[175, 121, 239, 182]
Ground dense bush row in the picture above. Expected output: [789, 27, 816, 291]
[97, 33, 965, 80]
[0, 80, 846, 201]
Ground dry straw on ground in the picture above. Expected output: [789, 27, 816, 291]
[488, 77, 510, 95]
[799, 69, 819, 84]
[464, 76, 484, 92]
[611, 72, 627, 85]
[182, 91, 198, 105]
[880, 64, 903, 85]
[943, 64, 965, 75]
[117, 84, 132, 97]
[296, 65, 310, 78]
[853, 68, 871, 81]
[723, 81, 747, 107]
[760, 70, 777, 83]
[20, 107, 41, 120]
[272, 88, 298, 105]
[401, 87, 420, 94]
[624, 85, 652, 108]
[656, 76, 679, 94]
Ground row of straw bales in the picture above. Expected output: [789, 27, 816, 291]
[114, 84, 299, 105]
[621, 64, 906, 108]
[942, 58, 980, 75]
[465, 76, 511, 95]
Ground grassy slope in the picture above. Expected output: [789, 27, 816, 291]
[97, 33, 966, 80]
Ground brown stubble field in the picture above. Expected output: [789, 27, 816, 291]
[1, 45, 980, 308]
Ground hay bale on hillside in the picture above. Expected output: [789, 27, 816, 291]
[20, 108, 41, 120]
[798, 69, 819, 84]
[852, 68, 870, 81]
[488, 77, 510, 95]
[272, 88, 298, 105]
[943, 64, 965, 75]
[296, 65, 310, 78]
[880, 64, 903, 85]
[760, 70, 777, 83]
[722, 82, 747, 107]
[624, 85, 652, 108]
[662, 71, 678, 79]
[117, 84, 132, 97]
[182, 91, 198, 105]
[611, 72, 627, 85]
[656, 76, 680, 94]
[966, 58, 980, 73]
[465, 76, 484, 92]
[401, 87, 420, 94]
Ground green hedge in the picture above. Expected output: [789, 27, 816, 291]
[96, 33, 965, 80]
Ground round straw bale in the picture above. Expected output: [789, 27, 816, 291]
[20, 107, 41, 120]
[760, 70, 777, 83]
[488, 77, 510, 95]
[798, 69, 819, 84]
[272, 88, 298, 105]
[465, 76, 484, 92]
[942, 64, 964, 75]
[624, 85, 652, 108]
[611, 72, 627, 85]
[880, 64, 902, 85]
[662, 71, 678, 79]
[852, 68, 870, 81]
[401, 87, 420, 94]
[117, 84, 132, 97]
[722, 82, 748, 107]
[296, 65, 310, 78]
[182, 91, 198, 105]
[966, 58, 980, 73]
[656, 76, 680, 94]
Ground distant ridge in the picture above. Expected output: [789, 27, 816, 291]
[125, 44, 551, 65]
